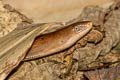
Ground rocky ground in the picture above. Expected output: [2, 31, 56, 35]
[0, 0, 120, 80]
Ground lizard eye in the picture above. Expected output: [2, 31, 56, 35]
[73, 25, 80, 32]
[74, 26, 80, 32]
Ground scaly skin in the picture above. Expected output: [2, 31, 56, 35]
[24, 21, 93, 60]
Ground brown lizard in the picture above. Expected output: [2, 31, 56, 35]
[24, 21, 93, 60]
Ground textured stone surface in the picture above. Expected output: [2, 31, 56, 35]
[1, 0, 120, 80]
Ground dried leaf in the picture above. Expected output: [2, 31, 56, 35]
[0, 22, 65, 80]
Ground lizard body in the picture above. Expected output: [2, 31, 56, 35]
[24, 21, 92, 60]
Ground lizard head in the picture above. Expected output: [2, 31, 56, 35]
[72, 21, 92, 33]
